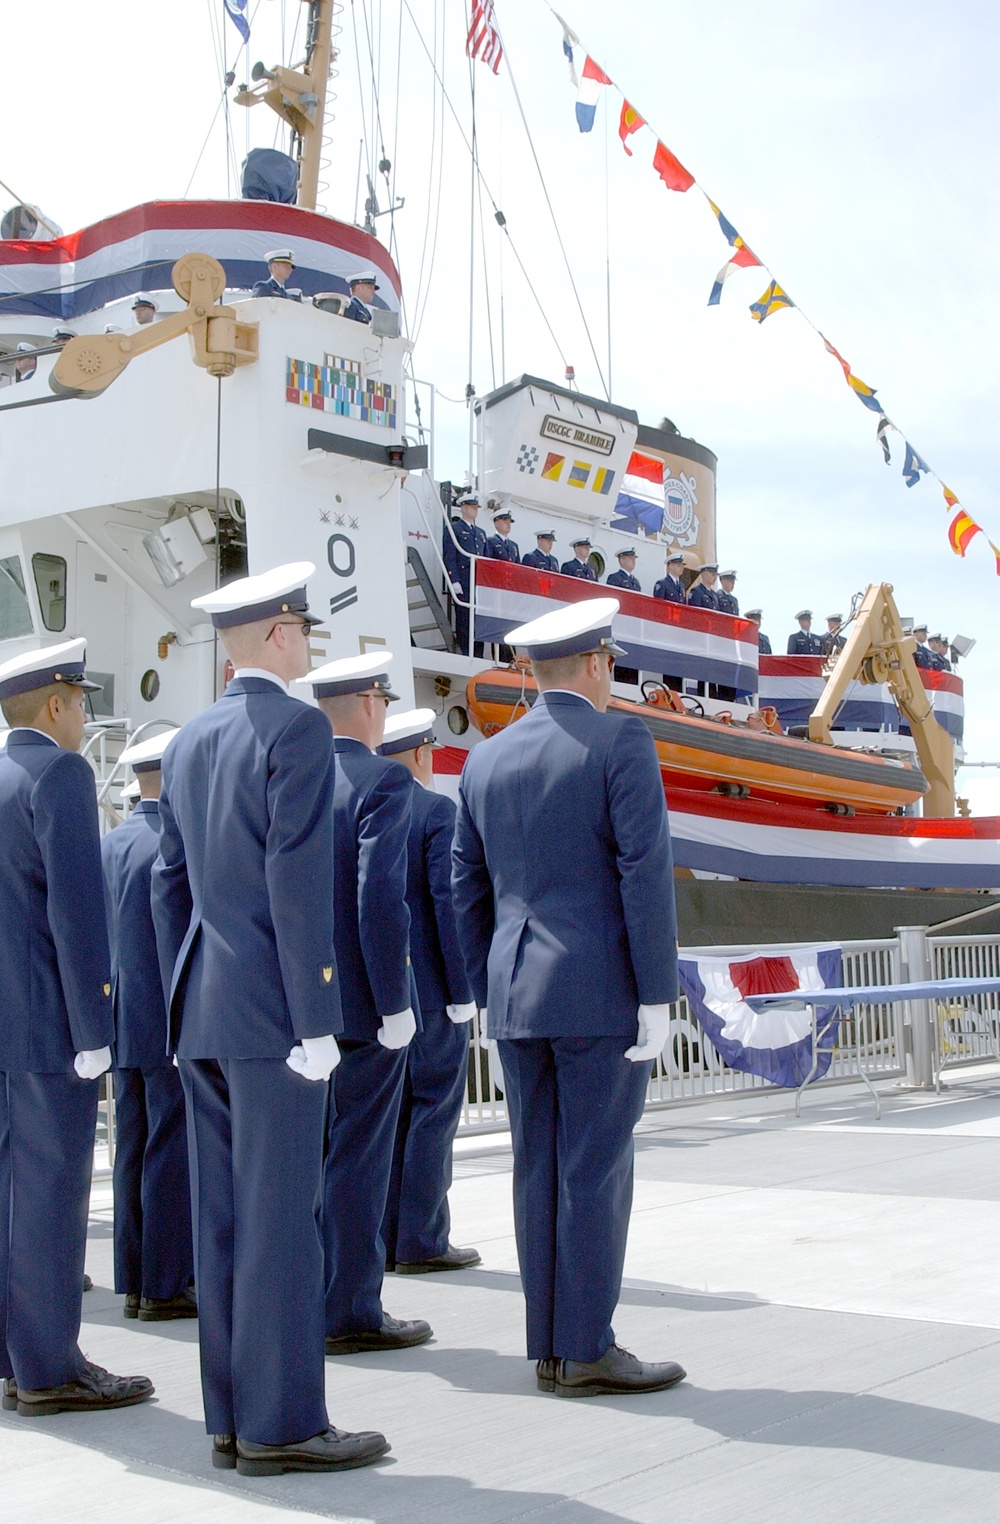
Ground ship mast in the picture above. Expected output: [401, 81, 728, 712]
[234, 0, 335, 212]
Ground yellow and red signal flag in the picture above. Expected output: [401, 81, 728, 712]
[948, 509, 981, 557]
[618, 101, 645, 156]
[652, 139, 694, 192]
[990, 541, 1000, 576]
[942, 484, 959, 510]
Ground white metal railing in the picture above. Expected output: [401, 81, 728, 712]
[929, 933, 1000, 1074]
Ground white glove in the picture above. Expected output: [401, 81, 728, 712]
[450, 580, 464, 599]
[74, 1046, 112, 1080]
[286, 1033, 341, 1082]
[625, 1003, 673, 1064]
[377, 1008, 417, 1050]
[447, 1001, 477, 1026]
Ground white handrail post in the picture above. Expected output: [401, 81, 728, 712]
[895, 924, 936, 1088]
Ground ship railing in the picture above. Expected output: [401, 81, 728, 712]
[81, 717, 181, 832]
[928, 932, 1000, 1080]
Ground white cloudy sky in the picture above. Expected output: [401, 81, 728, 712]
[2, 0, 998, 807]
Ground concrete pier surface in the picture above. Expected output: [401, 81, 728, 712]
[5, 1066, 1000, 1523]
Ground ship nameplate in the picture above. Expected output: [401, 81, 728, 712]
[539, 414, 614, 456]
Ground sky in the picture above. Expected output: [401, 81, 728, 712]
[1, 0, 998, 808]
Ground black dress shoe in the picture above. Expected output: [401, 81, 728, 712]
[2, 1378, 16, 1412]
[16, 1359, 155, 1417]
[212, 1434, 237, 1470]
[235, 1426, 390, 1476]
[138, 1289, 197, 1322]
[395, 1244, 482, 1275]
[325, 1314, 432, 1356]
[82, 1274, 93, 1292]
[552, 1344, 686, 1399]
[536, 1358, 556, 1393]
[123, 1294, 140, 1321]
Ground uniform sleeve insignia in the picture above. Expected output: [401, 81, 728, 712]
[321, 966, 333, 984]
[102, 982, 111, 997]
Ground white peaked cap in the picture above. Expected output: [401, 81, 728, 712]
[191, 562, 320, 629]
[294, 650, 399, 701]
[122, 779, 141, 802]
[379, 707, 437, 756]
[119, 728, 179, 772]
[0, 637, 102, 699]
[506, 597, 627, 661]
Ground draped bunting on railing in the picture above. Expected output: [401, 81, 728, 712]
[547, 6, 998, 577]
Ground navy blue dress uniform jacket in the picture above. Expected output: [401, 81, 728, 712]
[486, 533, 520, 564]
[758, 632, 772, 655]
[453, 691, 678, 1038]
[522, 550, 559, 573]
[607, 569, 641, 592]
[444, 518, 487, 597]
[406, 786, 472, 1014]
[152, 677, 342, 1056]
[687, 582, 719, 611]
[559, 558, 598, 581]
[250, 276, 302, 301]
[331, 738, 415, 1036]
[652, 575, 685, 604]
[101, 802, 171, 1069]
[0, 732, 113, 1069]
[342, 295, 372, 323]
[715, 589, 739, 616]
[787, 629, 824, 656]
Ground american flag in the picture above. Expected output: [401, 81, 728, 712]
[466, 0, 503, 75]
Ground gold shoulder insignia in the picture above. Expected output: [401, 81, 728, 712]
[102, 982, 111, 997]
[322, 966, 333, 984]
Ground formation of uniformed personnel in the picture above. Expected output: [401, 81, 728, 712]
[343, 271, 379, 324]
[821, 614, 846, 657]
[745, 608, 772, 655]
[453, 599, 686, 1399]
[652, 550, 686, 604]
[787, 610, 824, 656]
[607, 547, 641, 593]
[377, 709, 481, 1276]
[560, 537, 599, 580]
[715, 570, 739, 617]
[250, 248, 303, 302]
[485, 508, 520, 563]
[0, 640, 154, 1418]
[102, 729, 195, 1323]
[686, 563, 719, 610]
[444, 492, 487, 657]
[151, 564, 388, 1476]
[522, 531, 559, 573]
[291, 654, 432, 1360]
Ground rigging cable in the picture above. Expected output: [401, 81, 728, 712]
[408, 0, 448, 348]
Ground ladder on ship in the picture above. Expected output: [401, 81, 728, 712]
[406, 545, 457, 653]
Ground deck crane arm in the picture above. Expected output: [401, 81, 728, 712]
[807, 581, 955, 818]
[49, 254, 258, 400]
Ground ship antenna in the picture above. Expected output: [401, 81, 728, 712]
[234, 0, 337, 211]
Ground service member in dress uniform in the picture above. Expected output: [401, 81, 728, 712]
[607, 547, 641, 593]
[928, 635, 952, 672]
[131, 295, 158, 327]
[560, 537, 599, 580]
[821, 615, 847, 656]
[522, 531, 559, 573]
[250, 249, 303, 301]
[444, 492, 487, 656]
[745, 609, 772, 655]
[486, 508, 520, 564]
[652, 550, 686, 603]
[292, 654, 432, 1359]
[453, 599, 686, 1399]
[102, 729, 195, 1323]
[686, 563, 720, 610]
[0, 640, 154, 1418]
[787, 610, 824, 656]
[715, 571, 739, 617]
[343, 271, 379, 324]
[377, 710, 481, 1276]
[151, 564, 388, 1477]
[911, 623, 932, 669]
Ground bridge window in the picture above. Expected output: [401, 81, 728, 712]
[32, 552, 67, 632]
[0, 556, 33, 638]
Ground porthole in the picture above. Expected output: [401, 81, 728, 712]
[447, 705, 469, 735]
[140, 669, 160, 703]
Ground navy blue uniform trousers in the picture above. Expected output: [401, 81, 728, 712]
[498, 1037, 653, 1363]
[180, 1057, 328, 1445]
[382, 1010, 470, 1264]
[112, 1065, 192, 1300]
[0, 1072, 97, 1389]
[323, 1039, 407, 1336]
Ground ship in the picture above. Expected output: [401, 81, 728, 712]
[0, 0, 997, 947]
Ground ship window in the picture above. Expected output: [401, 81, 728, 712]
[32, 552, 67, 632]
[0, 556, 33, 638]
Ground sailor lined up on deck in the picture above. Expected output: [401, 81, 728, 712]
[486, 508, 519, 564]
[343, 272, 380, 324]
[251, 249, 302, 302]
[560, 538, 598, 581]
[522, 531, 559, 573]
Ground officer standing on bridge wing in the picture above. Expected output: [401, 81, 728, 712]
[787, 610, 824, 656]
[560, 537, 599, 580]
[0, 640, 154, 1419]
[607, 548, 641, 593]
[151, 564, 388, 1477]
[522, 531, 559, 573]
[102, 729, 195, 1325]
[745, 609, 771, 655]
[453, 598, 686, 1400]
[378, 709, 481, 1277]
[652, 550, 686, 603]
[251, 249, 303, 302]
[292, 655, 432, 1362]
[444, 492, 486, 657]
